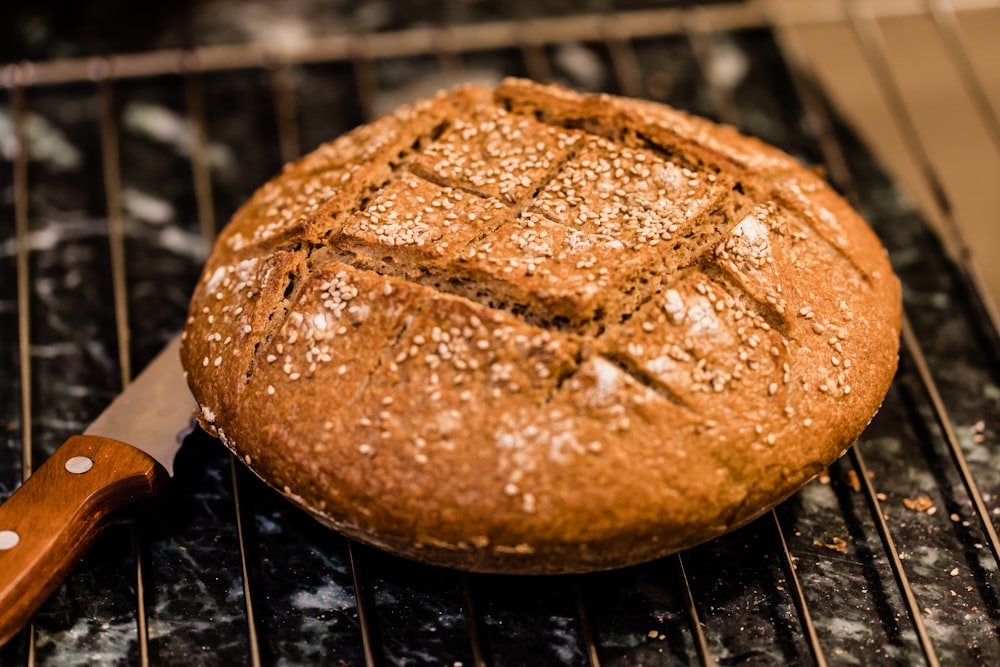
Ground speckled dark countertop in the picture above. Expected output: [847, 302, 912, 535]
[1, 2, 999, 665]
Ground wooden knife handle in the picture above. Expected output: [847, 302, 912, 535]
[0, 435, 169, 647]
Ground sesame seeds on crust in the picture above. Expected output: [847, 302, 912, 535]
[532, 135, 729, 247]
[338, 175, 510, 272]
[411, 102, 583, 205]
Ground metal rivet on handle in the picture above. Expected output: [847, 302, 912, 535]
[0, 530, 19, 550]
[65, 456, 94, 474]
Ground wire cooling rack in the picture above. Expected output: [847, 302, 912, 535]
[2, 1, 999, 664]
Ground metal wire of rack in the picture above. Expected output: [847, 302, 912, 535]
[1, 0, 999, 664]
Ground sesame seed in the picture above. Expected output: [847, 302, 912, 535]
[520, 492, 537, 513]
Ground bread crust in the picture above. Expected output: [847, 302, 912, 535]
[181, 79, 901, 574]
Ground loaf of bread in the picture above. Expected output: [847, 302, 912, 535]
[181, 78, 900, 574]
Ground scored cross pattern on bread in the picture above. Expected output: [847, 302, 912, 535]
[181, 79, 900, 574]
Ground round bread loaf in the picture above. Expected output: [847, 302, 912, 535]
[181, 78, 901, 574]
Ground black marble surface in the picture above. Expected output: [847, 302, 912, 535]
[1, 11, 999, 667]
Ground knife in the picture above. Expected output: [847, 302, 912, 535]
[0, 337, 197, 646]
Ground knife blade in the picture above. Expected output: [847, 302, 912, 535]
[0, 336, 197, 646]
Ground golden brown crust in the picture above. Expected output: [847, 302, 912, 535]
[181, 79, 901, 574]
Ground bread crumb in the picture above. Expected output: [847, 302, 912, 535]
[902, 496, 934, 513]
[813, 537, 847, 552]
[843, 470, 861, 492]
